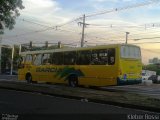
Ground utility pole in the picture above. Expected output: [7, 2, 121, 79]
[125, 32, 130, 44]
[81, 14, 86, 47]
[45, 41, 48, 48]
[29, 41, 32, 48]
[58, 41, 62, 48]
[19, 44, 21, 54]
[0, 33, 2, 74]
[10, 45, 14, 75]
[0, 45, 1, 74]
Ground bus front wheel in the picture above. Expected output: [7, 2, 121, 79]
[68, 75, 78, 87]
[26, 73, 32, 83]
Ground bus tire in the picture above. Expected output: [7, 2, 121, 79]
[68, 75, 78, 87]
[26, 73, 32, 83]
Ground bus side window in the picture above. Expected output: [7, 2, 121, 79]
[42, 54, 51, 65]
[52, 52, 63, 65]
[48, 53, 53, 64]
[99, 50, 108, 65]
[108, 48, 115, 65]
[91, 50, 99, 65]
[25, 54, 32, 63]
[77, 50, 91, 65]
[64, 51, 76, 65]
[34, 54, 42, 66]
[91, 49, 108, 65]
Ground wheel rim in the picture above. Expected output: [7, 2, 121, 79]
[70, 80, 76, 87]
[27, 75, 32, 83]
[69, 75, 78, 87]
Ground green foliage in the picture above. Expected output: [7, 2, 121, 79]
[143, 64, 160, 75]
[0, 0, 24, 33]
[1, 47, 11, 72]
[1, 45, 20, 73]
[13, 45, 21, 69]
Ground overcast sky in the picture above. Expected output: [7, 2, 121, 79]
[1, 0, 160, 63]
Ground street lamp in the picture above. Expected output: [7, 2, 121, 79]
[125, 32, 130, 44]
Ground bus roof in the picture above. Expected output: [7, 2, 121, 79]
[20, 44, 140, 55]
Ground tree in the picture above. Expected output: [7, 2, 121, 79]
[1, 47, 11, 73]
[143, 64, 160, 75]
[13, 45, 20, 70]
[1, 45, 20, 73]
[0, 0, 24, 34]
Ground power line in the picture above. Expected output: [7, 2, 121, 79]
[3, 27, 55, 39]
[133, 42, 160, 44]
[87, 22, 160, 30]
[5, 1, 158, 37]
[19, 18, 51, 28]
[85, 0, 160, 18]
[21, 18, 160, 34]
[85, 22, 160, 35]
[3, 27, 81, 44]
[3, 1, 160, 45]
[57, 28, 80, 35]
[85, 23, 160, 41]
[133, 36, 160, 41]
[3, 17, 82, 39]
[88, 23, 144, 28]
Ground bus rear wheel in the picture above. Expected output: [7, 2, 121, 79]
[68, 75, 78, 87]
[26, 73, 32, 83]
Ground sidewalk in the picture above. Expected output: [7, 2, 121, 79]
[0, 75, 18, 81]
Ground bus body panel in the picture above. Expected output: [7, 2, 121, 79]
[18, 44, 142, 87]
[18, 69, 25, 81]
[117, 45, 142, 85]
[78, 65, 118, 86]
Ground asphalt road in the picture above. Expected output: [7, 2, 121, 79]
[0, 88, 152, 114]
[0, 88, 159, 113]
[103, 84, 160, 99]
[0, 88, 160, 120]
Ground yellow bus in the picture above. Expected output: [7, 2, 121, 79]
[18, 44, 142, 87]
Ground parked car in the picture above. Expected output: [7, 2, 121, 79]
[148, 75, 160, 83]
[2, 69, 18, 75]
[142, 73, 150, 80]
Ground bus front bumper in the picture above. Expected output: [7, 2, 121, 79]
[117, 77, 142, 85]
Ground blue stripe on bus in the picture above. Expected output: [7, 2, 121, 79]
[117, 77, 142, 85]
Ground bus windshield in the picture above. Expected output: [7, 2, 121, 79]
[121, 45, 141, 59]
